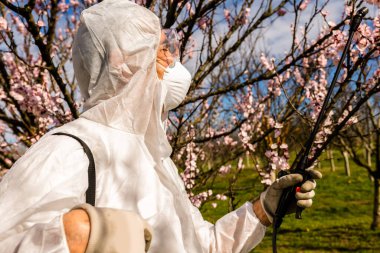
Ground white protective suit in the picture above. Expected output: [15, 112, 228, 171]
[0, 1, 266, 252]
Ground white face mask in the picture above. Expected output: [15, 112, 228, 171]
[162, 62, 192, 111]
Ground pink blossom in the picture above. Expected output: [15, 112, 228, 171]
[224, 136, 237, 146]
[245, 8, 251, 17]
[274, 122, 283, 129]
[13, 16, 25, 34]
[0, 17, 7, 31]
[260, 53, 274, 71]
[345, 5, 353, 16]
[0, 90, 6, 100]
[237, 157, 244, 171]
[224, 9, 231, 26]
[224, 9, 230, 19]
[219, 164, 231, 174]
[37, 20, 45, 27]
[198, 17, 208, 30]
[84, 0, 96, 5]
[9, 91, 24, 101]
[186, 2, 195, 16]
[273, 87, 281, 97]
[274, 129, 281, 138]
[277, 157, 290, 170]
[4, 158, 12, 166]
[299, 0, 310, 11]
[347, 116, 358, 125]
[58, 3, 69, 12]
[70, 0, 80, 7]
[374, 16, 380, 34]
[190, 191, 210, 208]
[270, 143, 278, 149]
[317, 54, 327, 67]
[239, 7, 251, 25]
[357, 38, 369, 52]
[265, 150, 277, 158]
[277, 9, 286, 16]
[267, 117, 275, 127]
[261, 178, 273, 186]
[364, 0, 380, 7]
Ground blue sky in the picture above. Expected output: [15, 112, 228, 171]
[256, 1, 379, 56]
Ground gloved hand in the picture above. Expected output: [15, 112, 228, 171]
[260, 168, 322, 223]
[73, 204, 153, 253]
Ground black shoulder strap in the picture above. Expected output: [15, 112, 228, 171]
[53, 132, 96, 206]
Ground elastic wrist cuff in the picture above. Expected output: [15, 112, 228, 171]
[253, 198, 272, 227]
[259, 191, 274, 224]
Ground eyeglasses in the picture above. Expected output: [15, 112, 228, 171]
[161, 28, 180, 61]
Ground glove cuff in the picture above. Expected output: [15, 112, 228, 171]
[72, 204, 153, 253]
[260, 190, 274, 224]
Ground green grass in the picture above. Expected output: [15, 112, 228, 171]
[199, 156, 380, 252]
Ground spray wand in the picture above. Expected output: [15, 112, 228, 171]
[272, 6, 369, 253]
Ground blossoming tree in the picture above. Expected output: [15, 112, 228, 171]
[0, 0, 379, 227]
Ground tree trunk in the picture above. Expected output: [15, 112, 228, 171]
[343, 151, 351, 177]
[328, 149, 336, 172]
[366, 147, 372, 167]
[372, 121, 380, 230]
[365, 148, 374, 181]
[371, 178, 380, 230]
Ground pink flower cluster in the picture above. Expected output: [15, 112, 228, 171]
[364, 0, 380, 7]
[224, 9, 231, 27]
[186, 2, 195, 16]
[198, 17, 210, 30]
[2, 53, 72, 132]
[218, 164, 231, 174]
[223, 7, 251, 27]
[299, 0, 310, 11]
[235, 89, 266, 152]
[181, 140, 199, 190]
[189, 190, 213, 208]
[0, 17, 8, 31]
[264, 143, 290, 171]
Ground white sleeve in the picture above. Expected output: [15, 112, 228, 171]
[0, 215, 69, 253]
[194, 202, 267, 253]
[0, 134, 89, 253]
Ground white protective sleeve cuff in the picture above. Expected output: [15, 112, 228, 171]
[211, 202, 267, 253]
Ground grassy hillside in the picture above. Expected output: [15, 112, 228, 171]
[200, 155, 380, 252]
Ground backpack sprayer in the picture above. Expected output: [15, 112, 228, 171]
[272, 6, 369, 253]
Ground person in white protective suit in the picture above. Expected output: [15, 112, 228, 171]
[0, 1, 322, 252]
